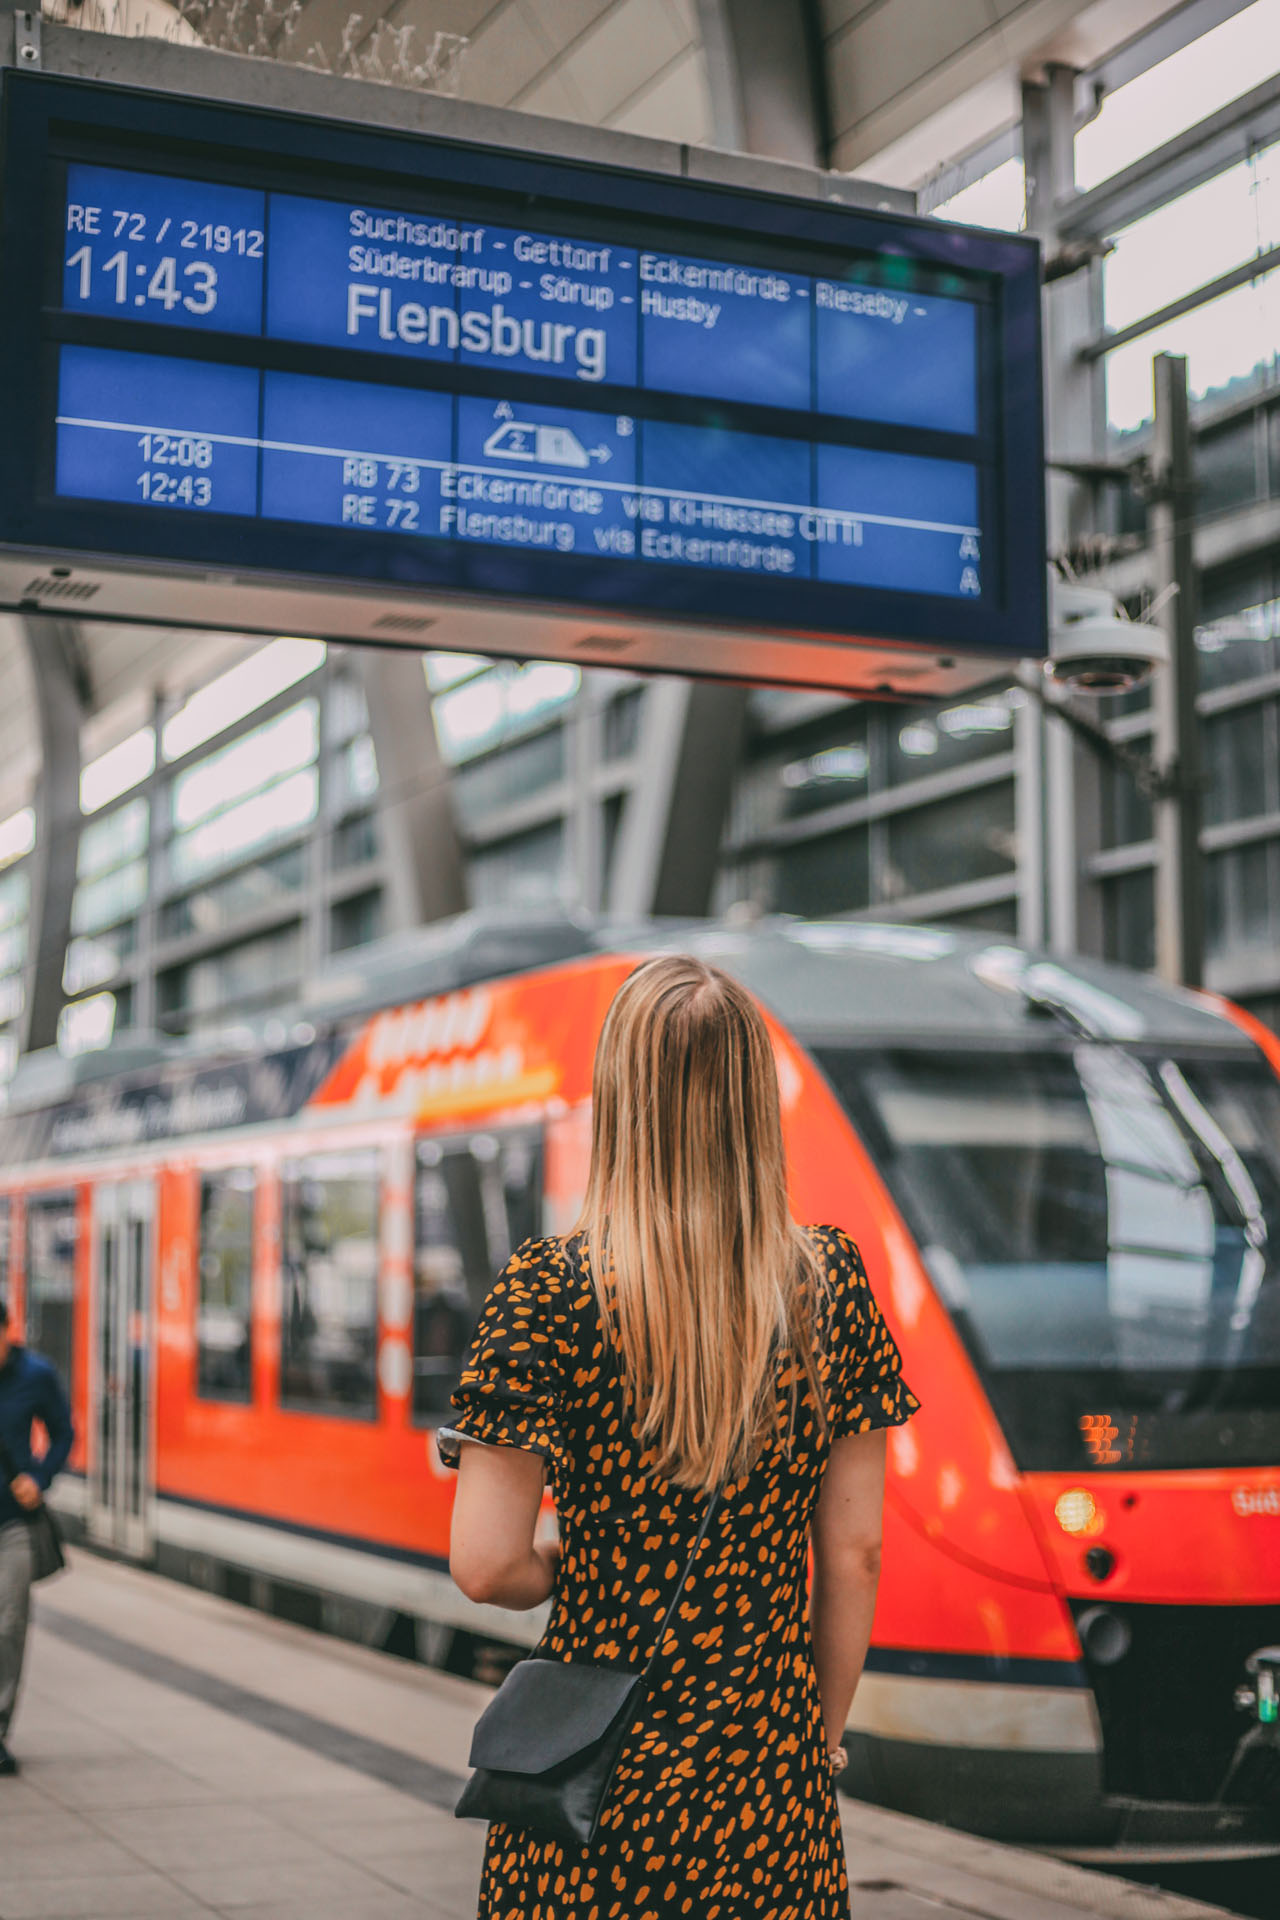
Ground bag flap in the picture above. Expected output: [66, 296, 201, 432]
[468, 1658, 641, 1774]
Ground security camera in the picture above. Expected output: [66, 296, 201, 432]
[1045, 572, 1169, 693]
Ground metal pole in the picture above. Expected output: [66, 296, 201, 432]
[1150, 352, 1203, 987]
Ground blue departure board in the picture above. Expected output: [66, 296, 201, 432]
[0, 75, 1046, 673]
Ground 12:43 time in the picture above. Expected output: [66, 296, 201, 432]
[66, 246, 218, 315]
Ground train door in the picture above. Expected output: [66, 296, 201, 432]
[88, 1181, 155, 1557]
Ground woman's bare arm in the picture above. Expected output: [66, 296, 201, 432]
[449, 1440, 560, 1609]
[809, 1427, 887, 1749]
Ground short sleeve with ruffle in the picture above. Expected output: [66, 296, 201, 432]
[811, 1225, 920, 1439]
[435, 1238, 574, 1474]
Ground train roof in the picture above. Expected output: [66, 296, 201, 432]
[2, 909, 1258, 1135]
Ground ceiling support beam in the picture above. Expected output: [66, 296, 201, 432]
[696, 0, 831, 168]
[20, 618, 87, 1056]
[606, 678, 748, 920]
[605, 0, 831, 922]
[359, 648, 467, 929]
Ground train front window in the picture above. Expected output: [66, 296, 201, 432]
[817, 1044, 1280, 1471]
[412, 1129, 542, 1424]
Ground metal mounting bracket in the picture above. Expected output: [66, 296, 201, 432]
[14, 10, 42, 67]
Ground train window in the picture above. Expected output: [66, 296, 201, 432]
[196, 1169, 255, 1402]
[412, 1129, 542, 1423]
[280, 1151, 379, 1420]
[25, 1192, 77, 1390]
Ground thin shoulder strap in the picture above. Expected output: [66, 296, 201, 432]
[639, 1487, 720, 1684]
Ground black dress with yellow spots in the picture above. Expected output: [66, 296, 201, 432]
[437, 1225, 918, 1920]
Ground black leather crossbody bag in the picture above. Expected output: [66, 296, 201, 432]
[0, 1435, 65, 1583]
[455, 1485, 720, 1847]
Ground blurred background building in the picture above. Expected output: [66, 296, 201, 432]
[4, 0, 1280, 1079]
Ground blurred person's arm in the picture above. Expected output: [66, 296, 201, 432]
[34, 1365, 74, 1494]
[449, 1439, 560, 1610]
[810, 1427, 887, 1751]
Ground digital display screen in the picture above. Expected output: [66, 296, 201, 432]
[0, 75, 1045, 664]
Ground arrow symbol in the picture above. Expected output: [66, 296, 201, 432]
[590, 445, 612, 463]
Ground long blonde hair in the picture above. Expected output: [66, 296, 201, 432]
[576, 955, 827, 1491]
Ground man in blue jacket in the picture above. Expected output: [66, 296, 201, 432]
[0, 1295, 73, 1776]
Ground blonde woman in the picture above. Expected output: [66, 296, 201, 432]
[439, 954, 918, 1918]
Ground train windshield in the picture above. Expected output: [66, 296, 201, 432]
[817, 1043, 1280, 1472]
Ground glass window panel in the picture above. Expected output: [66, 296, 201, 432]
[161, 845, 306, 940]
[0, 924, 26, 977]
[1106, 268, 1280, 433]
[26, 1193, 77, 1389]
[1195, 418, 1261, 519]
[325, 673, 369, 747]
[337, 735, 379, 810]
[332, 812, 378, 871]
[63, 924, 134, 995]
[930, 157, 1026, 232]
[884, 781, 1017, 900]
[0, 810, 34, 871]
[1203, 703, 1271, 825]
[1103, 866, 1156, 971]
[469, 822, 565, 909]
[453, 727, 565, 826]
[58, 992, 116, 1056]
[887, 692, 1019, 784]
[280, 1153, 379, 1418]
[1206, 842, 1279, 959]
[169, 766, 319, 887]
[330, 888, 383, 953]
[171, 701, 319, 831]
[159, 922, 304, 1034]
[433, 662, 579, 766]
[81, 729, 155, 816]
[0, 868, 28, 934]
[0, 978, 23, 1025]
[78, 797, 149, 881]
[413, 1130, 542, 1421]
[1197, 590, 1280, 690]
[1076, 2, 1280, 191]
[1102, 140, 1280, 335]
[163, 640, 325, 762]
[603, 688, 644, 761]
[197, 1169, 254, 1402]
[1101, 758, 1154, 850]
[71, 857, 148, 936]
[773, 825, 870, 917]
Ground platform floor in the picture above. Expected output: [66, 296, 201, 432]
[0, 1551, 1239, 1920]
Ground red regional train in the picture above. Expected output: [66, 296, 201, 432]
[2, 911, 1278, 1860]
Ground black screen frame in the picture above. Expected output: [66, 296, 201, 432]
[0, 70, 1047, 661]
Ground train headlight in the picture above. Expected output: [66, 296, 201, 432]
[1054, 1488, 1105, 1537]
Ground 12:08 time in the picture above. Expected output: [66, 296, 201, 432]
[66, 245, 218, 315]
[137, 432, 215, 506]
